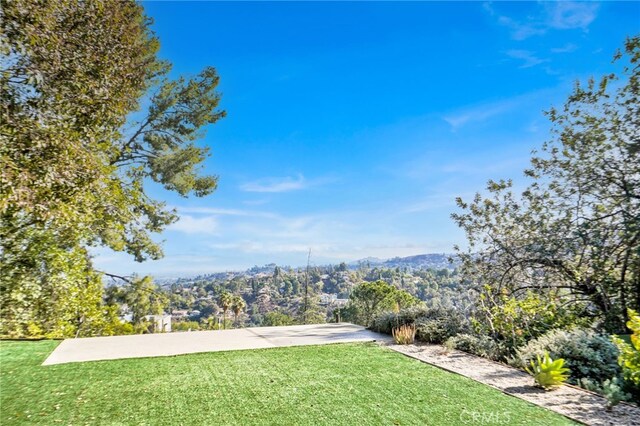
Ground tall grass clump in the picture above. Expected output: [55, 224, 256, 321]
[392, 324, 416, 345]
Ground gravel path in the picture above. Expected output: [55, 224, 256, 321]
[387, 343, 640, 426]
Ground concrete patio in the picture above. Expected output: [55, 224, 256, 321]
[43, 323, 389, 365]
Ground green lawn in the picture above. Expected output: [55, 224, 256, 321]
[1, 341, 575, 425]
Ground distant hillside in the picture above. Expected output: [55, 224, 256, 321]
[152, 253, 458, 283]
[350, 253, 456, 270]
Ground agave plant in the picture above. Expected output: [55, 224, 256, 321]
[525, 352, 570, 390]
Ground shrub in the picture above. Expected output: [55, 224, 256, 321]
[442, 338, 456, 354]
[612, 309, 640, 387]
[612, 309, 640, 401]
[525, 352, 570, 390]
[173, 321, 201, 332]
[415, 314, 467, 344]
[370, 306, 470, 344]
[576, 377, 601, 392]
[472, 288, 589, 355]
[370, 306, 430, 334]
[446, 334, 506, 361]
[602, 377, 632, 409]
[577, 377, 632, 407]
[114, 322, 134, 335]
[392, 324, 416, 345]
[510, 328, 620, 386]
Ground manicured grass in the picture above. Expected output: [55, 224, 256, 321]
[1, 341, 575, 425]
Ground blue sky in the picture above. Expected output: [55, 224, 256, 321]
[95, 1, 640, 276]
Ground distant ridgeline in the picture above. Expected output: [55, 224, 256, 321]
[158, 253, 458, 284]
[351, 253, 456, 271]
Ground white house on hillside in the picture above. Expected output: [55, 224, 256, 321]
[144, 314, 172, 332]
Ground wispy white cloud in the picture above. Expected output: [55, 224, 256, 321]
[93, 201, 461, 276]
[550, 43, 578, 54]
[404, 192, 462, 214]
[165, 206, 280, 236]
[175, 207, 250, 216]
[94, 173, 469, 275]
[208, 241, 448, 265]
[505, 50, 549, 69]
[242, 198, 270, 206]
[485, 1, 599, 40]
[167, 215, 219, 235]
[208, 241, 333, 255]
[91, 250, 245, 277]
[240, 174, 337, 193]
[497, 15, 546, 41]
[443, 97, 519, 130]
[546, 2, 598, 30]
[241, 175, 305, 193]
[192, 204, 452, 265]
[240, 174, 307, 193]
[206, 212, 350, 259]
[442, 86, 557, 130]
[174, 206, 277, 219]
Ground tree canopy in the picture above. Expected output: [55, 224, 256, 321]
[345, 280, 421, 326]
[0, 0, 224, 337]
[453, 36, 640, 333]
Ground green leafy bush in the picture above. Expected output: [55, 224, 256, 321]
[445, 334, 506, 361]
[612, 309, 640, 402]
[612, 309, 640, 387]
[525, 352, 570, 389]
[472, 288, 588, 355]
[442, 338, 456, 354]
[370, 306, 470, 344]
[510, 328, 620, 386]
[602, 377, 632, 409]
[371, 306, 430, 334]
[414, 312, 469, 344]
[172, 321, 201, 332]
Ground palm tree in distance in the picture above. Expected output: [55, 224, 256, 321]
[219, 291, 233, 330]
[232, 295, 246, 328]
